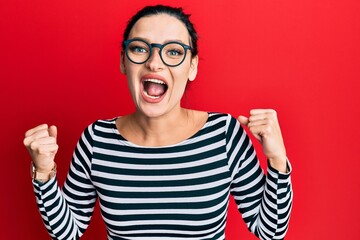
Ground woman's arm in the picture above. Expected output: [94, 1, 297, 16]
[226, 113, 293, 239]
[25, 124, 97, 239]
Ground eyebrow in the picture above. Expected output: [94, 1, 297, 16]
[130, 37, 187, 44]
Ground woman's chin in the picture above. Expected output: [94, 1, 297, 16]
[136, 102, 181, 119]
[137, 109, 166, 119]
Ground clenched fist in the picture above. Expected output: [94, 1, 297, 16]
[238, 109, 288, 173]
[23, 124, 58, 173]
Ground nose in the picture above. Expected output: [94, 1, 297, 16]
[145, 47, 164, 71]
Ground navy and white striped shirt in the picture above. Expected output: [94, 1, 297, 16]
[33, 113, 292, 240]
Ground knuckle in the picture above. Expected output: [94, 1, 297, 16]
[271, 110, 277, 117]
[24, 130, 31, 138]
[265, 126, 272, 133]
[39, 129, 50, 137]
[266, 112, 276, 120]
[23, 137, 29, 147]
[38, 147, 48, 156]
[29, 142, 38, 151]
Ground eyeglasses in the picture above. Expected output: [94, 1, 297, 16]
[123, 38, 192, 67]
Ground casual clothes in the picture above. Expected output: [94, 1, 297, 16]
[33, 113, 292, 240]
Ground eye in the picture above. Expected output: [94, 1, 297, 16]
[130, 46, 148, 54]
[164, 43, 185, 58]
[167, 49, 183, 56]
[127, 40, 149, 55]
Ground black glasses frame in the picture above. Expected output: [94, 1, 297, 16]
[123, 38, 192, 67]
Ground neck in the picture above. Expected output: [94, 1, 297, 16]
[130, 107, 191, 146]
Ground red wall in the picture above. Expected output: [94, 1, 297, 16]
[1, 0, 359, 239]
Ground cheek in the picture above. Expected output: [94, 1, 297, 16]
[171, 72, 190, 98]
[125, 71, 140, 95]
[124, 63, 140, 86]
[175, 62, 192, 81]
[127, 76, 140, 93]
[172, 69, 190, 89]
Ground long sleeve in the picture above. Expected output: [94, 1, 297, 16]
[33, 124, 98, 240]
[226, 115, 293, 240]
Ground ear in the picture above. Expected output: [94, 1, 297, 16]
[188, 55, 198, 81]
[120, 51, 126, 74]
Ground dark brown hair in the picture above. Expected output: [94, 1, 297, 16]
[122, 5, 198, 57]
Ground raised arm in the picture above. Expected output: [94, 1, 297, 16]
[24, 124, 97, 239]
[227, 112, 292, 239]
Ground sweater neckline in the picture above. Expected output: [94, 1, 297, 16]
[111, 112, 214, 148]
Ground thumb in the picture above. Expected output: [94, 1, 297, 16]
[238, 115, 249, 127]
[48, 125, 57, 139]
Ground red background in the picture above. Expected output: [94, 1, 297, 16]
[1, 0, 359, 239]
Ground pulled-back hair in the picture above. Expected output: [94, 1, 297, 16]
[122, 5, 198, 57]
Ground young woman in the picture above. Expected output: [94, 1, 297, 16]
[24, 5, 292, 240]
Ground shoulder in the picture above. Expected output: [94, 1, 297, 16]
[207, 112, 237, 125]
[195, 111, 240, 135]
[84, 117, 119, 137]
[207, 112, 245, 137]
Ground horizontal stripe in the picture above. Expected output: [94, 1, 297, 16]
[32, 112, 292, 240]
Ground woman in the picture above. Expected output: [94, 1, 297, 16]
[24, 5, 292, 240]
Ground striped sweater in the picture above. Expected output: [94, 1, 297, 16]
[33, 113, 293, 240]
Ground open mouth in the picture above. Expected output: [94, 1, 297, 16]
[142, 79, 168, 99]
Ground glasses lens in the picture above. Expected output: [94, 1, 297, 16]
[161, 43, 186, 66]
[126, 40, 150, 64]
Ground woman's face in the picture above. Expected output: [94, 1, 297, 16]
[121, 14, 198, 118]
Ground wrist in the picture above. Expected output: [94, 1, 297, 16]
[269, 156, 288, 173]
[31, 162, 57, 183]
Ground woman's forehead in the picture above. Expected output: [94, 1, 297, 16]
[128, 14, 189, 43]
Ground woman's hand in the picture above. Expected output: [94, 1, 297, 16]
[23, 124, 58, 172]
[238, 109, 288, 173]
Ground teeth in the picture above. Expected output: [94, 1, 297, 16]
[143, 91, 161, 99]
[144, 79, 166, 85]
